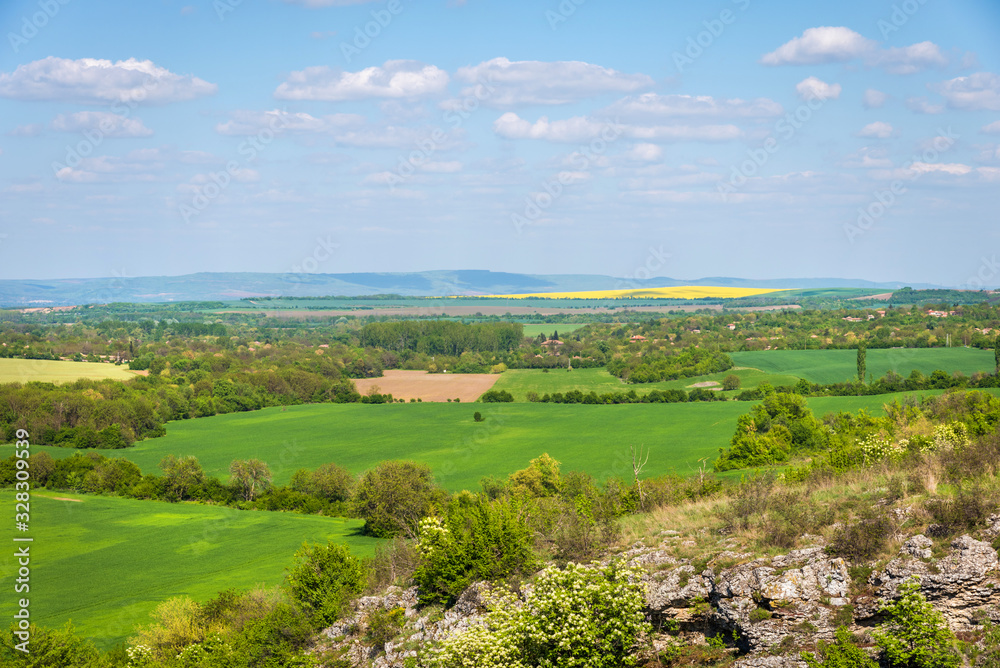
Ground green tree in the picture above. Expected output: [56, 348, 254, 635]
[508, 453, 562, 497]
[995, 334, 999, 373]
[722, 374, 741, 391]
[353, 460, 443, 538]
[857, 342, 867, 384]
[160, 455, 205, 501]
[229, 459, 272, 502]
[285, 541, 366, 626]
[871, 577, 959, 668]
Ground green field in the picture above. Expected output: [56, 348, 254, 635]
[0, 358, 137, 384]
[31, 392, 994, 493]
[0, 493, 379, 648]
[731, 348, 997, 385]
[491, 367, 801, 401]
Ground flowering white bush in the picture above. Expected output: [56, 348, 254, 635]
[430, 561, 650, 668]
[933, 422, 970, 451]
[417, 516, 450, 557]
[860, 433, 905, 464]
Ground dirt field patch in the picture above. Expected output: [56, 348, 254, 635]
[353, 370, 500, 402]
[687, 380, 721, 388]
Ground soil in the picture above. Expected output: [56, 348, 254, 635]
[353, 369, 500, 402]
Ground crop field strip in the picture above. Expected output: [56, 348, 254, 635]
[0, 492, 379, 649]
[0, 358, 138, 384]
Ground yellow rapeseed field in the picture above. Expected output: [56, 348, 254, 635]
[488, 286, 786, 300]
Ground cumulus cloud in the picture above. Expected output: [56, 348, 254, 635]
[8, 124, 43, 137]
[761, 27, 874, 65]
[863, 88, 888, 109]
[450, 58, 653, 106]
[930, 72, 1000, 111]
[858, 122, 894, 139]
[51, 111, 153, 137]
[982, 120, 1000, 134]
[0, 57, 216, 104]
[795, 77, 841, 101]
[274, 60, 448, 101]
[493, 113, 740, 143]
[215, 110, 365, 135]
[761, 26, 947, 74]
[601, 93, 782, 120]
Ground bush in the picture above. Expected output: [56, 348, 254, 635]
[431, 561, 650, 668]
[480, 389, 514, 403]
[871, 577, 959, 668]
[285, 541, 366, 626]
[723, 374, 742, 391]
[365, 607, 406, 650]
[473, 411, 484, 422]
[801, 626, 878, 668]
[827, 508, 895, 563]
[414, 496, 537, 606]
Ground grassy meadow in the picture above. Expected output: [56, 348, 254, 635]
[730, 347, 997, 385]
[491, 286, 785, 299]
[0, 358, 137, 384]
[0, 492, 379, 649]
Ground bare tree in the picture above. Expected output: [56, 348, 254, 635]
[630, 444, 650, 510]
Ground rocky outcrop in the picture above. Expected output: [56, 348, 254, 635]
[320, 528, 1000, 666]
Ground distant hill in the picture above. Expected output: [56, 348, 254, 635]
[0, 271, 947, 307]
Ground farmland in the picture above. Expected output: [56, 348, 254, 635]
[0, 358, 137, 384]
[491, 367, 802, 400]
[730, 347, 997, 385]
[353, 369, 500, 402]
[490, 286, 786, 300]
[34, 391, 993, 493]
[0, 492, 379, 648]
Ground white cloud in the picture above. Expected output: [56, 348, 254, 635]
[51, 111, 153, 137]
[192, 169, 259, 184]
[796, 77, 841, 101]
[840, 146, 893, 169]
[868, 42, 948, 75]
[493, 113, 740, 143]
[858, 122, 894, 139]
[493, 113, 608, 143]
[863, 88, 888, 109]
[761, 27, 875, 66]
[8, 124, 43, 137]
[982, 121, 1000, 134]
[0, 57, 216, 104]
[930, 72, 1000, 111]
[602, 93, 782, 120]
[906, 97, 945, 114]
[451, 58, 652, 106]
[761, 27, 947, 74]
[625, 143, 663, 162]
[215, 110, 364, 135]
[274, 60, 448, 101]
[909, 162, 973, 175]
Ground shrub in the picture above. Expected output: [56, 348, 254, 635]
[285, 541, 366, 626]
[365, 607, 406, 650]
[414, 496, 537, 606]
[801, 626, 878, 668]
[480, 389, 514, 403]
[827, 508, 895, 563]
[871, 577, 959, 668]
[723, 374, 742, 391]
[431, 561, 650, 668]
[473, 411, 484, 422]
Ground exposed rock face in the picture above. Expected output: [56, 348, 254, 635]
[866, 534, 1000, 630]
[320, 530, 1000, 666]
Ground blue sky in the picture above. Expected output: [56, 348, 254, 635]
[0, 0, 998, 287]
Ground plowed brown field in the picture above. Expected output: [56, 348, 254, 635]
[353, 369, 499, 402]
